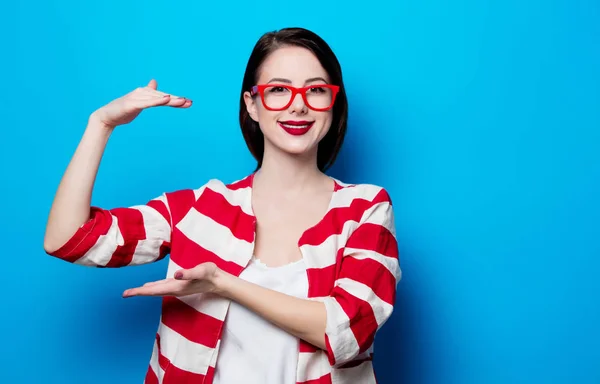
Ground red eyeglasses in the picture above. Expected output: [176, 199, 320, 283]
[250, 83, 340, 111]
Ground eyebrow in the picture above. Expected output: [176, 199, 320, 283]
[266, 77, 329, 85]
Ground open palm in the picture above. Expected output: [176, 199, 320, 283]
[122, 262, 220, 298]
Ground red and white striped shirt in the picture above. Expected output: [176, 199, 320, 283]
[48, 173, 401, 384]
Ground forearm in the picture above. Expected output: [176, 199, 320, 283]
[44, 115, 113, 253]
[215, 269, 327, 350]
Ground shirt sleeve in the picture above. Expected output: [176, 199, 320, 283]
[322, 187, 401, 367]
[46, 192, 182, 268]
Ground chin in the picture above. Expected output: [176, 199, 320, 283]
[270, 137, 317, 156]
[262, 120, 329, 156]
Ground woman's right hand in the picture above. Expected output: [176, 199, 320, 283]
[90, 79, 192, 129]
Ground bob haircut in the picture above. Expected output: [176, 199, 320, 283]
[239, 27, 348, 172]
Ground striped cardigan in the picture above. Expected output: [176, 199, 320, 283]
[47, 173, 401, 384]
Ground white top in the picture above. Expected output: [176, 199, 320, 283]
[213, 256, 309, 384]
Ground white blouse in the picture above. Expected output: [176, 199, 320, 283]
[213, 256, 309, 384]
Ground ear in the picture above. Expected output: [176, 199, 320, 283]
[243, 91, 259, 122]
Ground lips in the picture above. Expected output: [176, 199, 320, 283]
[278, 120, 314, 136]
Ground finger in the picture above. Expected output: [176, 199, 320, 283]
[143, 88, 182, 99]
[147, 79, 158, 90]
[142, 278, 170, 287]
[174, 267, 204, 280]
[178, 99, 193, 108]
[123, 280, 183, 297]
[134, 95, 172, 109]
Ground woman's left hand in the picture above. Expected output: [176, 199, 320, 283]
[122, 262, 222, 298]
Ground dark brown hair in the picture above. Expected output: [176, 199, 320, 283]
[239, 27, 348, 172]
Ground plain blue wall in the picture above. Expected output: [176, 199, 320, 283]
[1, 0, 598, 383]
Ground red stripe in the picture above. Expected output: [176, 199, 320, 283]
[155, 333, 170, 371]
[333, 286, 378, 355]
[147, 198, 171, 225]
[194, 187, 255, 243]
[297, 373, 332, 384]
[171, 230, 245, 276]
[345, 223, 398, 259]
[205, 366, 215, 384]
[306, 264, 336, 298]
[338, 257, 397, 305]
[48, 207, 113, 262]
[144, 364, 159, 384]
[166, 189, 197, 227]
[162, 361, 206, 384]
[300, 188, 391, 247]
[105, 207, 146, 267]
[338, 355, 373, 368]
[324, 334, 335, 365]
[299, 340, 318, 353]
[158, 241, 171, 261]
[155, 332, 207, 383]
[227, 174, 253, 190]
[161, 296, 223, 348]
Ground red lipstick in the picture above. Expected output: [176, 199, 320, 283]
[278, 120, 314, 136]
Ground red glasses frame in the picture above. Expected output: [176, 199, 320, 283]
[250, 83, 340, 111]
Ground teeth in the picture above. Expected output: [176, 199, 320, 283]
[280, 123, 311, 129]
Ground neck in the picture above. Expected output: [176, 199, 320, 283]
[254, 143, 325, 193]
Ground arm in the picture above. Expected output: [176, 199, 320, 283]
[216, 271, 328, 350]
[43, 79, 191, 266]
[43, 116, 112, 254]
[215, 188, 401, 363]
[122, 188, 400, 361]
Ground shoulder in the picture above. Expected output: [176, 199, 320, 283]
[163, 174, 254, 219]
[164, 173, 253, 202]
[334, 179, 393, 206]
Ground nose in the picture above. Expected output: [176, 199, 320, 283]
[288, 92, 308, 114]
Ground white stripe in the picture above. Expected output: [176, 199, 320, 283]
[300, 232, 341, 269]
[296, 351, 331, 382]
[205, 179, 253, 216]
[300, 219, 360, 269]
[157, 322, 214, 375]
[76, 215, 121, 267]
[152, 194, 172, 226]
[301, 197, 394, 270]
[331, 360, 376, 383]
[165, 259, 231, 321]
[335, 278, 394, 327]
[209, 339, 221, 368]
[176, 208, 253, 267]
[192, 185, 207, 201]
[147, 338, 164, 383]
[344, 248, 402, 283]
[330, 183, 383, 210]
[323, 296, 359, 366]
[360, 200, 395, 236]
[129, 205, 172, 265]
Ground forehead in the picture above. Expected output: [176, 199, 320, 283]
[257, 45, 330, 84]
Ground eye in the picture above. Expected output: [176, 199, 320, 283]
[268, 86, 288, 93]
[308, 86, 326, 94]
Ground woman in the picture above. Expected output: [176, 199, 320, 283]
[44, 27, 401, 384]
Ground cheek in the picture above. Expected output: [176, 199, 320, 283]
[318, 113, 334, 135]
[255, 106, 280, 123]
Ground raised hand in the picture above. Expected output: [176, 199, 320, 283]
[91, 79, 192, 129]
[122, 262, 222, 298]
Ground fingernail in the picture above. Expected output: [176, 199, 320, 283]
[175, 272, 183, 279]
[163, 95, 170, 98]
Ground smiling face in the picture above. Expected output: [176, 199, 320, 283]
[243, 45, 335, 160]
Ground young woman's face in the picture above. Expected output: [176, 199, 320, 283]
[244, 45, 335, 160]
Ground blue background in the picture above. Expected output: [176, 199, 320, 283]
[1, 0, 599, 383]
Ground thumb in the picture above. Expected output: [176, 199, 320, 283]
[174, 269, 195, 280]
[147, 79, 158, 90]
